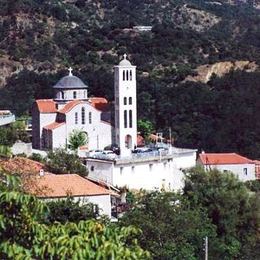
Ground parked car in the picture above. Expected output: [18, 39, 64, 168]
[88, 150, 103, 157]
[102, 150, 117, 159]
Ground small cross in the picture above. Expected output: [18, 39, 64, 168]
[68, 67, 73, 76]
[123, 53, 127, 60]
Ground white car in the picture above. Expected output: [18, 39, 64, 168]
[102, 150, 117, 159]
[88, 150, 103, 157]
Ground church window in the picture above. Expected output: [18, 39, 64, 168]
[126, 70, 129, 81]
[81, 107, 85, 124]
[91, 166, 94, 171]
[124, 110, 127, 128]
[123, 70, 125, 81]
[61, 91, 64, 99]
[124, 97, 127, 105]
[73, 91, 77, 99]
[120, 167, 124, 175]
[129, 110, 132, 128]
[149, 164, 153, 172]
[89, 112, 92, 124]
[129, 97, 132, 105]
[75, 112, 78, 124]
[130, 70, 132, 81]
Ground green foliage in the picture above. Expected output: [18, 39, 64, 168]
[245, 180, 260, 192]
[68, 129, 88, 151]
[0, 173, 150, 259]
[120, 191, 217, 259]
[46, 148, 88, 176]
[28, 153, 45, 163]
[183, 166, 260, 259]
[0, 145, 12, 158]
[45, 197, 97, 224]
[137, 119, 154, 141]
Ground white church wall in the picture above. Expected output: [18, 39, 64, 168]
[52, 124, 66, 149]
[39, 113, 57, 149]
[65, 103, 112, 150]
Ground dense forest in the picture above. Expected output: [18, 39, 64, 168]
[0, 0, 260, 157]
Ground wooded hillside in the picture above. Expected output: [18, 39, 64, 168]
[0, 0, 260, 157]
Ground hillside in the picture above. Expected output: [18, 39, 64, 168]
[0, 0, 260, 157]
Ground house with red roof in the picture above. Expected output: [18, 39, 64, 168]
[197, 152, 256, 181]
[32, 68, 113, 151]
[25, 172, 119, 218]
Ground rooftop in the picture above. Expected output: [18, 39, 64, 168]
[53, 68, 88, 89]
[25, 173, 116, 198]
[199, 153, 254, 165]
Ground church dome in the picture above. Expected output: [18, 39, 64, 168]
[53, 68, 88, 89]
[119, 54, 132, 66]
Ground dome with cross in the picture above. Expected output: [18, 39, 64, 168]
[119, 54, 132, 66]
[53, 67, 88, 89]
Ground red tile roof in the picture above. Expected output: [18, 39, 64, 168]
[59, 100, 82, 114]
[26, 174, 115, 198]
[35, 99, 57, 113]
[89, 97, 110, 111]
[199, 153, 254, 165]
[43, 122, 65, 130]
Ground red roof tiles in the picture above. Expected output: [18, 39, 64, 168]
[199, 153, 254, 165]
[35, 99, 57, 113]
[59, 100, 82, 114]
[43, 122, 65, 130]
[26, 174, 114, 198]
[89, 97, 109, 111]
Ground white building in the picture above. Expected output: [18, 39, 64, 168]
[86, 147, 197, 191]
[32, 69, 113, 151]
[26, 173, 118, 218]
[197, 152, 256, 181]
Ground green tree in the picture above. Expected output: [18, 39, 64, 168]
[137, 119, 154, 141]
[183, 167, 260, 259]
[46, 148, 88, 176]
[45, 197, 97, 224]
[68, 129, 88, 151]
[120, 191, 217, 259]
[0, 173, 150, 259]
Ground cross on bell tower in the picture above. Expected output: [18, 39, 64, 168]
[68, 67, 73, 76]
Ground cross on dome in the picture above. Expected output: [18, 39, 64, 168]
[68, 67, 73, 76]
[123, 53, 127, 60]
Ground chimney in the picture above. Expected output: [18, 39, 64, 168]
[39, 169, 45, 177]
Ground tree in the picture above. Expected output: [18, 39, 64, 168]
[45, 197, 97, 224]
[120, 191, 217, 259]
[68, 129, 88, 151]
[46, 148, 88, 176]
[0, 173, 150, 259]
[137, 119, 154, 142]
[183, 167, 260, 259]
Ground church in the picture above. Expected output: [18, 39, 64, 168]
[32, 54, 137, 156]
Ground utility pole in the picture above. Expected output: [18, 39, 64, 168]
[204, 236, 208, 260]
[169, 127, 172, 146]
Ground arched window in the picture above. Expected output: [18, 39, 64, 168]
[129, 97, 132, 105]
[124, 97, 127, 105]
[81, 107, 85, 124]
[124, 110, 127, 128]
[61, 91, 64, 99]
[130, 70, 132, 81]
[129, 110, 132, 128]
[89, 112, 92, 124]
[126, 70, 129, 81]
[75, 112, 78, 124]
[73, 91, 77, 99]
[123, 70, 125, 81]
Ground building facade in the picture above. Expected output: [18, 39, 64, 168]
[197, 152, 256, 181]
[32, 69, 113, 151]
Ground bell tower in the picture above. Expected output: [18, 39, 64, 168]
[114, 54, 137, 157]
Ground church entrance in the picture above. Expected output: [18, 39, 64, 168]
[125, 135, 133, 149]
